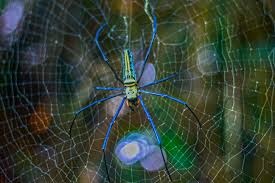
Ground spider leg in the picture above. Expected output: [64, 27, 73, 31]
[138, 95, 173, 182]
[95, 86, 124, 91]
[139, 90, 202, 128]
[137, 14, 157, 83]
[102, 96, 126, 183]
[140, 73, 178, 89]
[68, 92, 123, 138]
[95, 24, 123, 84]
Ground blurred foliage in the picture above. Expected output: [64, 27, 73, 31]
[0, 0, 274, 183]
[0, 0, 5, 10]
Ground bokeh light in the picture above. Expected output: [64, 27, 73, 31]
[115, 132, 169, 172]
[140, 145, 167, 171]
[0, 0, 274, 182]
[115, 132, 151, 166]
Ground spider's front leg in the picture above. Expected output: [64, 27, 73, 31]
[95, 86, 124, 91]
[68, 92, 123, 138]
[102, 96, 126, 183]
[139, 90, 202, 128]
[138, 95, 173, 182]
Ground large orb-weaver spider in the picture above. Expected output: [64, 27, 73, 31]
[68, 12, 201, 183]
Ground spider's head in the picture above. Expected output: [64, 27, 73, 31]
[125, 85, 138, 100]
[125, 85, 139, 111]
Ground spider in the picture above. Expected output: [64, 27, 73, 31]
[68, 13, 201, 183]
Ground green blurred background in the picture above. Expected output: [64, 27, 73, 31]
[0, 0, 274, 182]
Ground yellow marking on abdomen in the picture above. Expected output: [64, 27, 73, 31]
[124, 50, 130, 73]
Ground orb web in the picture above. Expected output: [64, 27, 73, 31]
[0, 0, 274, 183]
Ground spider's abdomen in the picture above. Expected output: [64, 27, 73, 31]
[122, 49, 139, 106]
[122, 49, 136, 82]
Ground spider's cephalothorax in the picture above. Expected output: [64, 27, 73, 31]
[122, 49, 139, 110]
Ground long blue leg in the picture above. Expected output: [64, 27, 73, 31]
[140, 73, 178, 89]
[95, 24, 123, 84]
[137, 14, 157, 83]
[102, 96, 126, 183]
[95, 86, 124, 91]
[139, 90, 202, 128]
[138, 95, 173, 182]
[68, 92, 123, 138]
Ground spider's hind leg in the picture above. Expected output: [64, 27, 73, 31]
[95, 24, 123, 84]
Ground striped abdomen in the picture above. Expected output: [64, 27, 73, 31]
[122, 49, 137, 86]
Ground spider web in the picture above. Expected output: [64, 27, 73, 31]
[0, 0, 275, 182]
